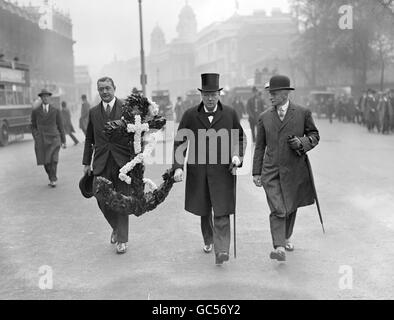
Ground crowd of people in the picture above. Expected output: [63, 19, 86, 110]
[308, 88, 394, 135]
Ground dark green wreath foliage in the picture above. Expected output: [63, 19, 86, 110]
[95, 168, 175, 217]
[94, 92, 175, 216]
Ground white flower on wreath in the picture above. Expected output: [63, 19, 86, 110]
[147, 98, 159, 116]
[119, 121, 160, 185]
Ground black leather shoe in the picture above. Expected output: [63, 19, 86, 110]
[215, 252, 229, 265]
[270, 249, 286, 261]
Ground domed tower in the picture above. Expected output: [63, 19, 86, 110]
[150, 24, 166, 53]
[176, 1, 197, 42]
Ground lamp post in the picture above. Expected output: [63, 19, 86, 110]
[138, 0, 147, 95]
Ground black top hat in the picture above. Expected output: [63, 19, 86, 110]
[198, 73, 223, 92]
[79, 172, 94, 199]
[268, 75, 294, 92]
[38, 89, 53, 97]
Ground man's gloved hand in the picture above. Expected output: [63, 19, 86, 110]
[174, 168, 184, 183]
[288, 136, 302, 150]
[253, 175, 263, 187]
[229, 156, 241, 173]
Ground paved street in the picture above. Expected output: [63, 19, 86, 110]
[0, 117, 393, 300]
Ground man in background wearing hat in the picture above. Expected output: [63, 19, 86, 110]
[252, 75, 320, 262]
[173, 73, 246, 266]
[82, 77, 130, 254]
[246, 86, 266, 143]
[31, 89, 66, 188]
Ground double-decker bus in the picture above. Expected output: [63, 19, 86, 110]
[0, 60, 32, 146]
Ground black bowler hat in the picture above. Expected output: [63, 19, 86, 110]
[198, 73, 223, 92]
[79, 172, 94, 199]
[268, 75, 295, 92]
[38, 88, 53, 97]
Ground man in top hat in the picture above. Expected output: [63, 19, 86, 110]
[173, 73, 246, 265]
[31, 89, 66, 187]
[252, 75, 320, 262]
[246, 86, 266, 143]
[82, 77, 131, 254]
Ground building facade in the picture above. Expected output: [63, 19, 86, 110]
[74, 65, 92, 102]
[98, 4, 298, 100]
[0, 0, 75, 104]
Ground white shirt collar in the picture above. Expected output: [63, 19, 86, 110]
[204, 104, 218, 113]
[277, 100, 290, 112]
[103, 97, 116, 110]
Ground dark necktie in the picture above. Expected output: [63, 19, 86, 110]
[105, 104, 111, 117]
[205, 111, 216, 117]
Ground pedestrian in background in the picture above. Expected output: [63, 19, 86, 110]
[174, 96, 185, 123]
[232, 96, 245, 119]
[252, 75, 319, 262]
[326, 96, 335, 124]
[173, 73, 246, 266]
[31, 89, 66, 188]
[246, 86, 265, 143]
[389, 89, 394, 132]
[79, 94, 90, 136]
[365, 89, 379, 132]
[61, 101, 79, 146]
[378, 91, 393, 135]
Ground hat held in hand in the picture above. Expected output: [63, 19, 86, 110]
[79, 171, 94, 199]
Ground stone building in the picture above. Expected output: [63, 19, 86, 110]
[0, 0, 75, 103]
[147, 2, 198, 99]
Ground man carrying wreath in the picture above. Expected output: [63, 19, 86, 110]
[82, 77, 131, 254]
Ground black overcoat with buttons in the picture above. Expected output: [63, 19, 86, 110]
[173, 101, 246, 217]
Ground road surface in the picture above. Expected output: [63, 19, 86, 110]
[0, 118, 393, 299]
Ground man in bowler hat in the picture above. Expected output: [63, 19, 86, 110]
[31, 89, 66, 187]
[252, 75, 320, 262]
[173, 73, 246, 265]
[82, 77, 131, 254]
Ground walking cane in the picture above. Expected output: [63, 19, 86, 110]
[305, 155, 325, 234]
[231, 165, 237, 259]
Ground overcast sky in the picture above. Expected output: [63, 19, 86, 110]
[19, 0, 289, 75]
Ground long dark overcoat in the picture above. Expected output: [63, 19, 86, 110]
[173, 101, 246, 217]
[31, 104, 66, 166]
[252, 102, 319, 216]
[61, 108, 75, 134]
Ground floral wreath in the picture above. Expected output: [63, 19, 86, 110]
[94, 92, 175, 217]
